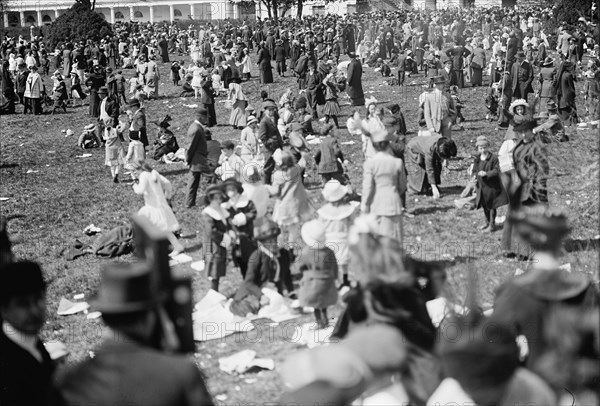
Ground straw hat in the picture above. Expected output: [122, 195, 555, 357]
[475, 135, 489, 147]
[508, 99, 528, 115]
[322, 180, 348, 203]
[301, 219, 327, 247]
[247, 115, 258, 126]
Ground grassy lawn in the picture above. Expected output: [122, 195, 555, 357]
[1, 51, 598, 403]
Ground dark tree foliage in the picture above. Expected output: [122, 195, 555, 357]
[553, 0, 594, 24]
[46, 2, 112, 49]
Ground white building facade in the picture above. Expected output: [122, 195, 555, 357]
[3, 0, 256, 28]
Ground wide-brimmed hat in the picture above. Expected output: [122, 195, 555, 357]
[322, 180, 348, 203]
[546, 100, 558, 111]
[301, 219, 327, 247]
[98, 86, 108, 95]
[84, 123, 96, 131]
[348, 51, 357, 58]
[508, 99, 528, 115]
[247, 115, 258, 126]
[516, 50, 526, 58]
[513, 118, 537, 132]
[128, 98, 141, 108]
[541, 57, 555, 67]
[262, 100, 277, 110]
[221, 178, 243, 194]
[204, 184, 226, 205]
[253, 217, 281, 241]
[91, 262, 160, 313]
[508, 205, 570, 249]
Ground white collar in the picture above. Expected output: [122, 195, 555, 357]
[222, 195, 250, 209]
[202, 205, 229, 221]
[2, 321, 43, 363]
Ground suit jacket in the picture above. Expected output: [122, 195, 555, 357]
[511, 60, 534, 96]
[1, 328, 55, 406]
[200, 79, 215, 105]
[445, 45, 470, 71]
[186, 120, 208, 172]
[423, 88, 456, 134]
[258, 116, 282, 152]
[52, 338, 214, 406]
[361, 151, 407, 216]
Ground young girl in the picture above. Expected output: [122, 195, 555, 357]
[124, 131, 145, 182]
[222, 178, 257, 279]
[322, 69, 342, 128]
[133, 161, 184, 255]
[102, 117, 125, 183]
[240, 115, 260, 163]
[268, 150, 314, 250]
[314, 123, 348, 184]
[474, 136, 508, 232]
[170, 61, 181, 86]
[449, 85, 465, 130]
[201, 185, 232, 292]
[317, 180, 358, 288]
[297, 219, 339, 330]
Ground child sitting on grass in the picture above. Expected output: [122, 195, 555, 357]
[473, 136, 508, 232]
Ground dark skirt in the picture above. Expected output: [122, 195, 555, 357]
[205, 246, 227, 279]
[322, 100, 341, 116]
[471, 67, 483, 86]
[89, 90, 100, 117]
[204, 103, 217, 127]
[260, 65, 274, 84]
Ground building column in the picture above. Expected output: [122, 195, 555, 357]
[37, 10, 42, 26]
[19, 11, 25, 27]
[3, 12, 9, 28]
[55, 9, 60, 18]
[190, 4, 195, 19]
[169, 5, 174, 22]
[129, 6, 134, 21]
[149, 6, 154, 23]
[109, 8, 115, 24]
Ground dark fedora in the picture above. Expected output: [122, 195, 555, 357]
[253, 218, 281, 241]
[516, 50, 526, 58]
[196, 107, 208, 117]
[128, 98, 141, 108]
[0, 261, 46, 302]
[541, 56, 555, 67]
[221, 178, 243, 194]
[203, 184, 226, 205]
[508, 204, 570, 250]
[546, 100, 558, 111]
[98, 86, 108, 95]
[91, 262, 160, 314]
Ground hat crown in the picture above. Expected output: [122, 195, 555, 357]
[93, 263, 156, 313]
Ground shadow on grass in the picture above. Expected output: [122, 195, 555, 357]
[412, 205, 453, 215]
[0, 162, 19, 169]
[160, 168, 189, 177]
[564, 237, 600, 253]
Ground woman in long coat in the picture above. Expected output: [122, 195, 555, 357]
[346, 52, 365, 106]
[222, 178, 257, 279]
[201, 185, 231, 292]
[24, 66, 43, 115]
[257, 42, 273, 84]
[62, 45, 72, 78]
[227, 82, 248, 129]
[554, 61, 577, 125]
[85, 66, 105, 118]
[537, 57, 557, 116]
[469, 42, 486, 86]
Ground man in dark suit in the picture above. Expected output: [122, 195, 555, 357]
[185, 108, 209, 208]
[1, 261, 55, 406]
[258, 100, 283, 184]
[445, 40, 471, 88]
[510, 51, 534, 102]
[15, 63, 29, 110]
[128, 98, 148, 147]
[346, 51, 364, 106]
[52, 262, 214, 406]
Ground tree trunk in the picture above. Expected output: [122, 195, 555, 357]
[297, 0, 303, 18]
[262, 0, 272, 18]
[272, 0, 278, 19]
[91, 0, 96, 10]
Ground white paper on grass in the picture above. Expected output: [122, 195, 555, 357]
[341, 141, 355, 145]
[294, 323, 335, 349]
[218, 349, 275, 375]
[191, 260, 205, 272]
[168, 253, 193, 266]
[425, 297, 466, 328]
[76, 154, 93, 158]
[257, 288, 302, 323]
[57, 298, 90, 316]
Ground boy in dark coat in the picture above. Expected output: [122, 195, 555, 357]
[473, 136, 507, 232]
[314, 124, 347, 184]
[229, 218, 295, 317]
[274, 39, 287, 77]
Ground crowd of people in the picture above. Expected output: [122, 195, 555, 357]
[1, 3, 599, 406]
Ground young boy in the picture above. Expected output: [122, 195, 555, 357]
[215, 140, 244, 181]
[449, 85, 465, 130]
[473, 136, 507, 232]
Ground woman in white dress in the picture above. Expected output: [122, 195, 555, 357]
[240, 115, 260, 163]
[133, 161, 184, 255]
[240, 48, 251, 81]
